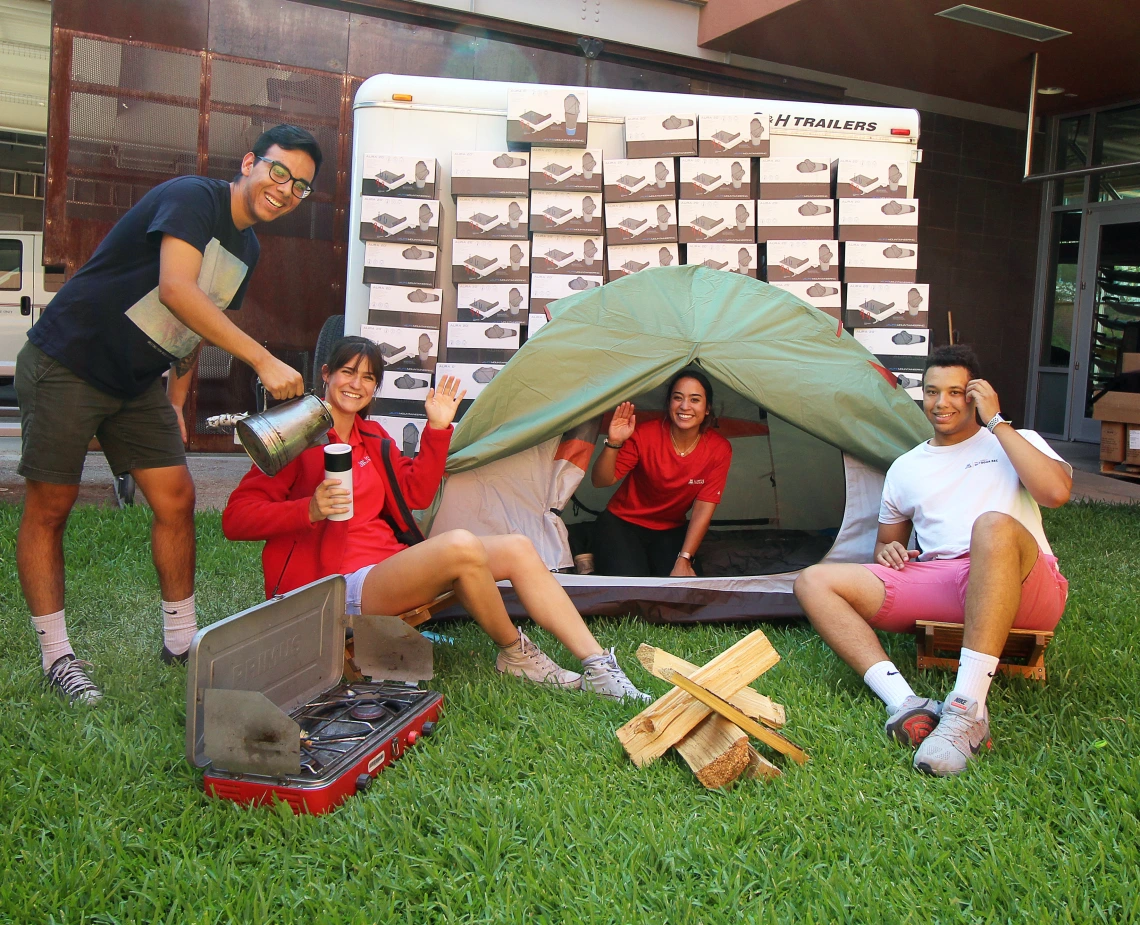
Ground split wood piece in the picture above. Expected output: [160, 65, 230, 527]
[636, 644, 786, 727]
[676, 715, 751, 789]
[661, 668, 809, 765]
[743, 746, 782, 780]
[617, 630, 779, 768]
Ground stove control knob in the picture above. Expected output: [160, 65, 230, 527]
[406, 730, 419, 746]
[422, 721, 436, 737]
[355, 773, 373, 795]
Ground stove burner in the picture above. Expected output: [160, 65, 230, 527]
[350, 701, 388, 721]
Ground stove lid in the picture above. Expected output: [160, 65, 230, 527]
[185, 576, 346, 768]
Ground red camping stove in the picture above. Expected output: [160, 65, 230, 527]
[186, 576, 441, 815]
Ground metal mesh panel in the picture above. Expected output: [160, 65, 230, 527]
[207, 57, 340, 240]
[66, 38, 202, 221]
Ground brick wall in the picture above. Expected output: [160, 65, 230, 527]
[917, 111, 1044, 419]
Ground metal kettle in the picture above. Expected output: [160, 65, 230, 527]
[235, 393, 333, 476]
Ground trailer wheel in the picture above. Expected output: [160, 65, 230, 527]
[312, 314, 346, 393]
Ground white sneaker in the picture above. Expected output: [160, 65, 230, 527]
[46, 655, 102, 705]
[581, 649, 652, 703]
[495, 630, 581, 688]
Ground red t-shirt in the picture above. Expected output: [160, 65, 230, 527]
[606, 418, 732, 530]
[332, 418, 407, 573]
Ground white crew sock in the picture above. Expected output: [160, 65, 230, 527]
[162, 594, 198, 656]
[33, 608, 73, 672]
[949, 647, 1000, 709]
[863, 660, 916, 714]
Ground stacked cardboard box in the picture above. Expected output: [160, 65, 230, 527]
[358, 156, 444, 450]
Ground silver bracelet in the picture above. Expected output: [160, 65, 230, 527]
[603, 440, 624, 450]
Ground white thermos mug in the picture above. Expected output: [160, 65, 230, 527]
[323, 443, 353, 521]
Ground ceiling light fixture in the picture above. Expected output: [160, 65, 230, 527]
[1036, 87, 1065, 95]
[935, 5, 1071, 42]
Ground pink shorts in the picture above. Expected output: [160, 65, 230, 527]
[863, 553, 1068, 634]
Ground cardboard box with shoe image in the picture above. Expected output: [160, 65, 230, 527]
[531, 234, 605, 275]
[838, 198, 919, 243]
[765, 239, 839, 282]
[837, 157, 909, 198]
[530, 191, 603, 235]
[755, 199, 834, 242]
[844, 283, 929, 328]
[529, 148, 603, 192]
[684, 242, 758, 278]
[456, 283, 529, 322]
[446, 320, 522, 363]
[507, 87, 588, 148]
[605, 200, 678, 245]
[451, 239, 530, 284]
[624, 113, 698, 158]
[530, 272, 603, 314]
[361, 155, 439, 198]
[843, 241, 917, 282]
[359, 196, 442, 244]
[359, 323, 438, 371]
[451, 151, 530, 198]
[367, 284, 443, 329]
[678, 157, 753, 200]
[363, 242, 439, 287]
[603, 157, 677, 203]
[698, 113, 769, 157]
[454, 197, 529, 240]
[606, 243, 679, 282]
[756, 156, 832, 200]
[678, 199, 755, 244]
[768, 280, 842, 319]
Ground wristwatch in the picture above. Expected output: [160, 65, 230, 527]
[985, 412, 1010, 433]
[603, 440, 624, 450]
[676, 551, 693, 562]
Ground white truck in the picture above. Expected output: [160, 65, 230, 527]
[0, 231, 60, 436]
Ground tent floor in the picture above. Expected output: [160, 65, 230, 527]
[699, 528, 836, 578]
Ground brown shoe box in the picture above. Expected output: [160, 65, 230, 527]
[757, 156, 832, 199]
[843, 241, 918, 282]
[530, 272, 603, 314]
[678, 157, 752, 200]
[624, 113, 698, 158]
[529, 148, 603, 192]
[1128, 427, 1140, 466]
[451, 151, 530, 198]
[531, 234, 605, 275]
[838, 198, 919, 243]
[837, 157, 910, 198]
[677, 199, 755, 244]
[684, 242, 758, 278]
[755, 199, 835, 242]
[506, 86, 588, 148]
[359, 322, 438, 371]
[606, 242, 679, 282]
[367, 283, 443, 329]
[1100, 422, 1126, 462]
[765, 239, 840, 282]
[359, 196, 442, 245]
[363, 241, 439, 287]
[603, 158, 676, 203]
[456, 283, 529, 322]
[698, 113, 769, 157]
[454, 196, 529, 240]
[845, 282, 929, 328]
[360, 155, 439, 198]
[530, 190, 603, 235]
[604, 200, 678, 245]
[768, 280, 842, 320]
[451, 239, 529, 284]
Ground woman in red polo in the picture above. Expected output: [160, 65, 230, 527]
[591, 368, 731, 577]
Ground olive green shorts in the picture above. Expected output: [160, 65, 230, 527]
[15, 341, 186, 484]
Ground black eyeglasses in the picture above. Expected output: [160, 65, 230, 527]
[255, 156, 314, 199]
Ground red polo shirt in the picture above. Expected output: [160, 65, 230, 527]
[331, 418, 406, 573]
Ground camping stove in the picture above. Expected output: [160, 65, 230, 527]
[186, 576, 441, 815]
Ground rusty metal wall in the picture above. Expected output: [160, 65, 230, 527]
[46, 0, 820, 451]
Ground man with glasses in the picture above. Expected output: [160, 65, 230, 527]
[14, 124, 322, 704]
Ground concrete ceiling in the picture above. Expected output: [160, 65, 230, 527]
[698, 0, 1139, 115]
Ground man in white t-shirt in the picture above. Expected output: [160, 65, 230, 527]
[794, 345, 1072, 776]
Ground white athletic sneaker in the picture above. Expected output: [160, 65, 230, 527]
[580, 649, 652, 703]
[495, 630, 581, 688]
[913, 694, 992, 777]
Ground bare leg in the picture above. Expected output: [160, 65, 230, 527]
[131, 466, 196, 600]
[358, 530, 519, 647]
[479, 534, 603, 660]
[17, 479, 79, 616]
[961, 512, 1040, 656]
[793, 563, 889, 676]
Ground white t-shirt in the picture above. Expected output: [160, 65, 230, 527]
[879, 427, 1071, 560]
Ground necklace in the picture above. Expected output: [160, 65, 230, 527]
[670, 426, 701, 457]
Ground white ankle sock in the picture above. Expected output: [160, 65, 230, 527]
[949, 647, 1000, 709]
[33, 608, 73, 672]
[162, 594, 198, 656]
[863, 660, 916, 714]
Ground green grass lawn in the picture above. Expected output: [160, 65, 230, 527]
[0, 501, 1138, 924]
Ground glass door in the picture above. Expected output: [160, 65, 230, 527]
[1069, 203, 1140, 441]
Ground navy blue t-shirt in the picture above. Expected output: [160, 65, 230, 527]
[30, 176, 259, 399]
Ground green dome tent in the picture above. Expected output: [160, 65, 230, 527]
[431, 266, 932, 622]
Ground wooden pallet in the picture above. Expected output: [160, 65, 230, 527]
[914, 620, 1053, 681]
[1100, 461, 1140, 482]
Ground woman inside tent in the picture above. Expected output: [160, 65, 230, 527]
[223, 336, 649, 702]
[591, 368, 731, 578]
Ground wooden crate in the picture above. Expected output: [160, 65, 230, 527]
[914, 620, 1053, 681]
